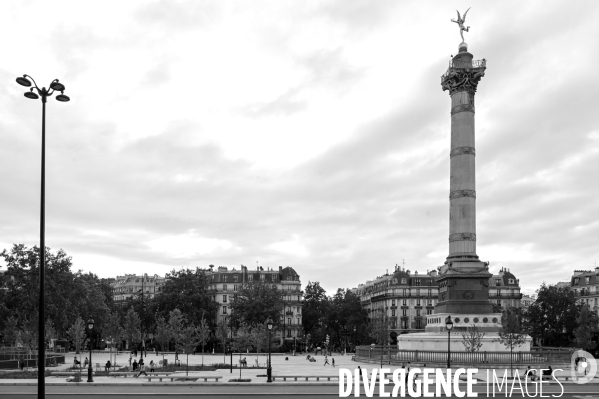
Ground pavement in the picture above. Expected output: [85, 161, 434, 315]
[1, 351, 598, 387]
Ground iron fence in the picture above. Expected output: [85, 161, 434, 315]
[356, 346, 573, 366]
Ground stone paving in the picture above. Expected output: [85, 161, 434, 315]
[1, 352, 597, 385]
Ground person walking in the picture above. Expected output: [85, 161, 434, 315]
[132, 359, 138, 371]
[83, 357, 89, 368]
[332, 358, 335, 367]
[324, 355, 330, 366]
[136, 362, 148, 378]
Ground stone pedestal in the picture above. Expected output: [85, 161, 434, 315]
[397, 331, 532, 352]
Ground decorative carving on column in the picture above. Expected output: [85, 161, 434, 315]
[450, 146, 476, 157]
[449, 189, 476, 200]
[441, 67, 485, 96]
[449, 233, 476, 242]
[462, 291, 475, 300]
[451, 104, 475, 115]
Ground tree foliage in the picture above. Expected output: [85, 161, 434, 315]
[67, 316, 86, 354]
[523, 283, 579, 346]
[153, 268, 217, 324]
[230, 280, 283, 327]
[498, 308, 528, 377]
[461, 323, 485, 352]
[123, 307, 141, 350]
[573, 304, 599, 350]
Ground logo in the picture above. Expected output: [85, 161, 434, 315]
[570, 349, 597, 384]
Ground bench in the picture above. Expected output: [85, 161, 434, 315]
[145, 373, 173, 382]
[109, 372, 138, 378]
[51, 371, 85, 376]
[272, 375, 338, 381]
[170, 375, 222, 382]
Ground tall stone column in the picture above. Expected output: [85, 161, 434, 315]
[441, 43, 486, 263]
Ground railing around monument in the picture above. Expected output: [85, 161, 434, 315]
[356, 346, 573, 366]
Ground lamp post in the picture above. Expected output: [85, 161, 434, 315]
[353, 326, 356, 352]
[266, 316, 273, 383]
[445, 315, 453, 369]
[87, 319, 94, 382]
[15, 74, 69, 399]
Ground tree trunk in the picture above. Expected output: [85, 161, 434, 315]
[186, 353, 189, 376]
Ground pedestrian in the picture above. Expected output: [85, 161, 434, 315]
[83, 357, 89, 368]
[332, 358, 335, 367]
[73, 356, 78, 368]
[129, 353, 132, 367]
[324, 355, 330, 366]
[132, 359, 138, 371]
[149, 360, 155, 372]
[357, 366, 362, 375]
[105, 360, 111, 372]
[136, 362, 148, 378]
[19, 355, 25, 370]
[154, 347, 157, 356]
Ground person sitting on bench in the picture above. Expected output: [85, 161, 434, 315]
[105, 360, 111, 372]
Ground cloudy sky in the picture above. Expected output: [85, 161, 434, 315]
[1, 0, 598, 296]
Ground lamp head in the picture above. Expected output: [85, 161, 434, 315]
[445, 315, 453, 331]
[266, 316, 273, 331]
[50, 81, 65, 91]
[16, 76, 31, 87]
[24, 91, 39, 100]
[88, 318, 95, 330]
[56, 93, 70, 102]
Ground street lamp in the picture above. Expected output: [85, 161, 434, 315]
[87, 319, 94, 382]
[266, 316, 273, 383]
[445, 315, 453, 369]
[15, 74, 69, 399]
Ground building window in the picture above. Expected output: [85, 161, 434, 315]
[402, 309, 407, 316]
[223, 284, 227, 291]
[401, 278, 407, 284]
[417, 299, 421, 306]
[402, 299, 407, 306]
[392, 299, 396, 306]
[508, 278, 514, 284]
[222, 306, 227, 315]
[248, 275, 253, 282]
[260, 274, 265, 281]
[585, 277, 590, 284]
[223, 295, 227, 303]
[427, 299, 432, 306]
[234, 285, 238, 291]
[428, 289, 432, 297]
[497, 300, 501, 305]
[574, 278, 580, 285]
[402, 320, 408, 329]
[495, 279, 500, 287]
[287, 318, 291, 325]
[416, 309, 421, 316]
[287, 330, 291, 337]
[392, 310, 396, 316]
[426, 309, 432, 315]
[223, 275, 227, 282]
[416, 320, 422, 329]
[297, 317, 300, 325]
[415, 279, 421, 286]
[272, 274, 277, 281]
[234, 274, 238, 282]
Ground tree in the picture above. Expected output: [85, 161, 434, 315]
[154, 268, 218, 324]
[196, 316, 211, 367]
[230, 280, 283, 327]
[2, 316, 19, 358]
[20, 316, 38, 359]
[461, 324, 485, 352]
[497, 308, 528, 377]
[215, 317, 230, 362]
[45, 318, 57, 345]
[524, 283, 579, 346]
[154, 316, 171, 364]
[302, 281, 329, 337]
[123, 307, 141, 352]
[168, 309, 185, 362]
[175, 323, 201, 376]
[67, 316, 86, 355]
[574, 304, 599, 350]
[102, 312, 123, 370]
[0, 245, 111, 337]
